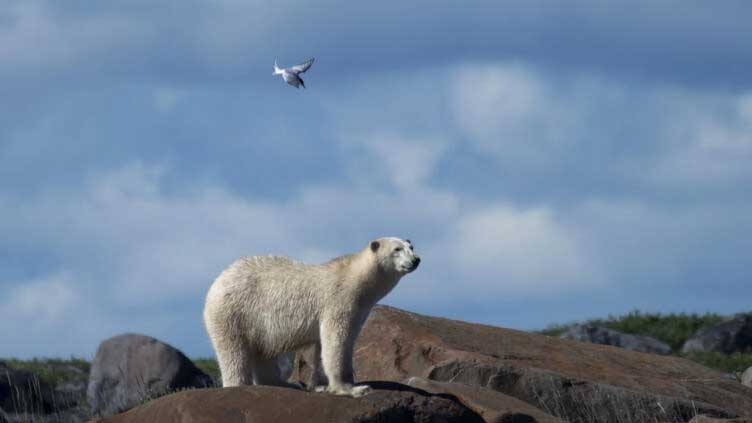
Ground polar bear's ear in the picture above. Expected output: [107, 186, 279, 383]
[370, 241, 380, 252]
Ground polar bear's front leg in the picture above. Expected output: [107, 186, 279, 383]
[318, 317, 372, 397]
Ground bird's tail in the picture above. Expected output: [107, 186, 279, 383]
[273, 59, 282, 75]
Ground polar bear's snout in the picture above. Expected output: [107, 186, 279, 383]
[395, 238, 421, 273]
[406, 255, 421, 272]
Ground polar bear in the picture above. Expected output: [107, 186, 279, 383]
[203, 237, 420, 397]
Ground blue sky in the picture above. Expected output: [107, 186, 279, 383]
[1, 1, 751, 359]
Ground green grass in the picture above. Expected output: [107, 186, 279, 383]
[3, 356, 221, 388]
[539, 323, 570, 338]
[192, 357, 221, 385]
[1, 357, 93, 423]
[1, 356, 90, 388]
[682, 351, 752, 375]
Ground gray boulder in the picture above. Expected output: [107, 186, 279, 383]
[0, 361, 54, 415]
[682, 313, 752, 354]
[87, 333, 213, 417]
[742, 367, 752, 388]
[559, 323, 673, 355]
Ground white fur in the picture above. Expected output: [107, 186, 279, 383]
[203, 237, 419, 397]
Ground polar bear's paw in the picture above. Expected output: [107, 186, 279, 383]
[349, 385, 372, 397]
[317, 383, 372, 397]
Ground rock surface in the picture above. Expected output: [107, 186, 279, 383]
[560, 323, 672, 355]
[294, 306, 752, 423]
[405, 377, 563, 423]
[87, 333, 213, 417]
[682, 313, 752, 354]
[0, 362, 54, 415]
[742, 366, 752, 388]
[87, 383, 484, 423]
[689, 416, 752, 423]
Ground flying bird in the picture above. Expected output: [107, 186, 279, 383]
[273, 57, 315, 89]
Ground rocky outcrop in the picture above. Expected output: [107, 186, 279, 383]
[405, 377, 563, 423]
[560, 323, 672, 355]
[0, 362, 54, 415]
[689, 416, 752, 423]
[294, 306, 752, 423]
[87, 383, 484, 423]
[682, 313, 752, 354]
[742, 366, 752, 388]
[87, 333, 213, 417]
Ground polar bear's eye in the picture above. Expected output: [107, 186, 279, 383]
[394, 247, 403, 252]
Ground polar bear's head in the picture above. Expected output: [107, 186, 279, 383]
[370, 237, 421, 275]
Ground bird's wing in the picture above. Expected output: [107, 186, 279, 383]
[290, 57, 314, 74]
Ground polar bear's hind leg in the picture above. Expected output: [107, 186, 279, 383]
[252, 356, 301, 389]
[250, 356, 282, 385]
[213, 337, 254, 387]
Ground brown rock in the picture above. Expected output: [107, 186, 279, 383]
[405, 376, 563, 423]
[87, 383, 484, 423]
[295, 306, 752, 423]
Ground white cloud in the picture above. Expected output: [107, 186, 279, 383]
[449, 62, 584, 165]
[649, 91, 752, 186]
[66, 163, 298, 302]
[1, 272, 80, 324]
[445, 205, 600, 295]
[0, 2, 154, 76]
[343, 134, 449, 192]
[452, 63, 544, 138]
[449, 61, 752, 193]
[572, 198, 752, 285]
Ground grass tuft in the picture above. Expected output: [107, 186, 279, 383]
[192, 358, 221, 385]
[681, 351, 752, 375]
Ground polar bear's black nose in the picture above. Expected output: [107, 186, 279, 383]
[413, 257, 421, 268]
